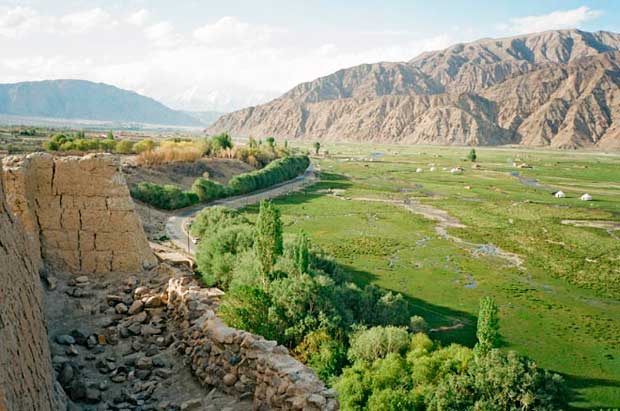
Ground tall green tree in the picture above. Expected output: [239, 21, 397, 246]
[294, 231, 310, 274]
[467, 148, 477, 162]
[313, 141, 321, 155]
[254, 200, 283, 286]
[266, 136, 276, 149]
[475, 296, 500, 355]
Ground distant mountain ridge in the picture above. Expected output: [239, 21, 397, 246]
[209, 29, 620, 149]
[182, 110, 225, 126]
[0, 80, 202, 127]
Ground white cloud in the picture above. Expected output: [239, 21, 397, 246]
[143, 21, 182, 48]
[503, 6, 602, 34]
[60, 8, 116, 33]
[0, 6, 41, 37]
[126, 9, 149, 27]
[193, 16, 284, 48]
[0, 6, 116, 37]
[0, 7, 467, 112]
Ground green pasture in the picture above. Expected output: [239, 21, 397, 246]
[243, 144, 620, 409]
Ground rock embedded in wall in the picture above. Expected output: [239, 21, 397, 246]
[166, 275, 339, 411]
[1, 153, 157, 274]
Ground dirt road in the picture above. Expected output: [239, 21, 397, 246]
[166, 165, 317, 254]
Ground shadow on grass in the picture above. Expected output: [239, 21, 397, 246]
[334, 260, 479, 348]
[561, 373, 620, 410]
[250, 172, 479, 348]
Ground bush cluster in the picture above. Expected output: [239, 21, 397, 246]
[130, 182, 198, 210]
[228, 155, 310, 195]
[43, 132, 157, 155]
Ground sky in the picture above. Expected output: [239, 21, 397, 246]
[0, 1, 618, 112]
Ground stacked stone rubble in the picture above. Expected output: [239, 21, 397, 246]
[1, 153, 157, 273]
[166, 276, 338, 411]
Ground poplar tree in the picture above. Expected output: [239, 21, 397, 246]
[254, 200, 283, 286]
[294, 231, 310, 274]
[475, 296, 500, 355]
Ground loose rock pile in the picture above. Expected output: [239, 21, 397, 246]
[46, 264, 252, 411]
[167, 276, 339, 411]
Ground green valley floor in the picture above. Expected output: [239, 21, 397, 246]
[241, 144, 620, 409]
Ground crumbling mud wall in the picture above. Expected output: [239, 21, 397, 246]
[167, 276, 339, 411]
[1, 153, 157, 273]
[0, 165, 64, 411]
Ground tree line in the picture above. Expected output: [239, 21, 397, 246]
[191, 202, 568, 410]
[130, 155, 309, 210]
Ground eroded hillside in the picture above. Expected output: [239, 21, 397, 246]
[210, 29, 620, 148]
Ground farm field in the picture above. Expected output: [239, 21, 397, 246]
[241, 144, 620, 409]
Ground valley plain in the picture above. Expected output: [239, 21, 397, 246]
[240, 144, 620, 409]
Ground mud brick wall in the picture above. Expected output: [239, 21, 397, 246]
[1, 153, 157, 273]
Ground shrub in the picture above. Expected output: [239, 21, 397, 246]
[115, 140, 134, 154]
[135, 141, 202, 166]
[218, 285, 279, 341]
[348, 326, 410, 363]
[130, 182, 198, 210]
[409, 315, 428, 333]
[189, 207, 249, 238]
[211, 132, 233, 153]
[428, 349, 567, 411]
[133, 138, 156, 153]
[191, 178, 228, 202]
[195, 223, 254, 287]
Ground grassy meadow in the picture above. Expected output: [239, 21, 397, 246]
[241, 144, 620, 409]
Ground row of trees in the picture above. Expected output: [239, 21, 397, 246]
[131, 155, 310, 210]
[43, 131, 155, 154]
[227, 155, 310, 195]
[192, 202, 568, 410]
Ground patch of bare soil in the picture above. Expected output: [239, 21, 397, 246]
[44, 265, 251, 411]
[122, 158, 255, 190]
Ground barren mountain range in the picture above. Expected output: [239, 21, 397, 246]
[209, 29, 620, 148]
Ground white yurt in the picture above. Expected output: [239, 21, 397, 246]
[430, 167, 437, 172]
[451, 167, 463, 174]
[580, 193, 593, 201]
[554, 191, 566, 198]
[416, 168, 423, 173]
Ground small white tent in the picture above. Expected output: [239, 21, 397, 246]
[580, 193, 592, 201]
[554, 191, 566, 198]
[416, 168, 423, 173]
[430, 167, 436, 172]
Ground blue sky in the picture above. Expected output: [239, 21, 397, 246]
[0, 1, 618, 111]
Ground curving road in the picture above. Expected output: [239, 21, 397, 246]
[166, 164, 317, 255]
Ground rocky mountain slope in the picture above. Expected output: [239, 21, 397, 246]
[0, 80, 203, 127]
[209, 29, 620, 148]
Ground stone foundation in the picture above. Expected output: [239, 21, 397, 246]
[166, 276, 339, 411]
[1, 153, 157, 273]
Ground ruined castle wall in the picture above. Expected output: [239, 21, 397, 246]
[0, 165, 64, 411]
[1, 153, 157, 274]
[167, 276, 339, 411]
